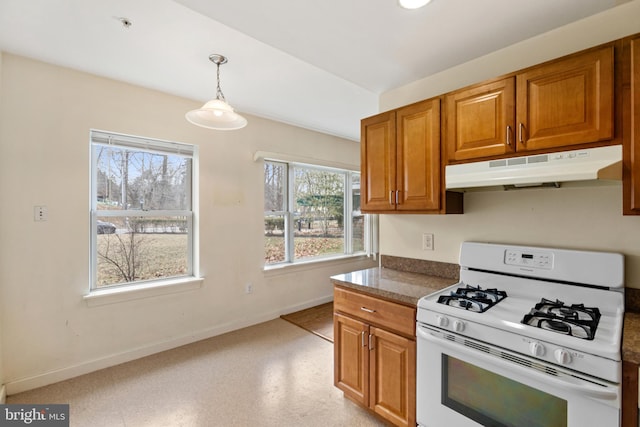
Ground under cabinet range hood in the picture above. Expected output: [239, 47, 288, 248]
[445, 145, 622, 191]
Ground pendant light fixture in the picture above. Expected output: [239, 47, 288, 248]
[186, 54, 247, 130]
[398, 0, 432, 9]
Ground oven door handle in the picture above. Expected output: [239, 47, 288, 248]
[417, 325, 619, 401]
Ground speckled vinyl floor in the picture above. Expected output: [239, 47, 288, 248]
[7, 318, 384, 427]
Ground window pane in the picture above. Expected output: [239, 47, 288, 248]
[95, 146, 191, 210]
[91, 131, 195, 290]
[264, 161, 286, 212]
[264, 214, 286, 264]
[95, 215, 189, 288]
[263, 162, 368, 265]
[352, 173, 361, 212]
[293, 168, 345, 260]
[351, 173, 364, 253]
[352, 215, 365, 253]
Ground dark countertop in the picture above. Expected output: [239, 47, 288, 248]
[331, 267, 458, 306]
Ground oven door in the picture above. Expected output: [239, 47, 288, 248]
[416, 323, 620, 427]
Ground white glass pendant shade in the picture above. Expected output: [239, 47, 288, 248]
[398, 0, 431, 9]
[186, 53, 248, 130]
[186, 99, 248, 130]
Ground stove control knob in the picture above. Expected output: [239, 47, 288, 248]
[554, 349, 572, 365]
[452, 320, 465, 332]
[436, 315, 449, 328]
[529, 342, 545, 357]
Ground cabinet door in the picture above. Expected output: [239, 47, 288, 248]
[369, 326, 416, 427]
[624, 37, 640, 214]
[334, 313, 369, 406]
[445, 78, 516, 162]
[396, 99, 442, 211]
[361, 111, 396, 211]
[516, 46, 614, 152]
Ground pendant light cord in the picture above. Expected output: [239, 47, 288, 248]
[216, 62, 226, 102]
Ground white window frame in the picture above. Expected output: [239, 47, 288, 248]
[89, 130, 198, 292]
[264, 159, 370, 267]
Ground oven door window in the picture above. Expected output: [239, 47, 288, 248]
[442, 355, 567, 427]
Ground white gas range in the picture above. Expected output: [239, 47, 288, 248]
[416, 242, 625, 427]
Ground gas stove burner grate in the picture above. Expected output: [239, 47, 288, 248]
[521, 298, 601, 340]
[437, 284, 507, 313]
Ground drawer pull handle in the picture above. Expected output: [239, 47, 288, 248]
[360, 307, 376, 313]
[361, 331, 366, 347]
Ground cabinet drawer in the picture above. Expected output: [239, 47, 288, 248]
[334, 287, 416, 337]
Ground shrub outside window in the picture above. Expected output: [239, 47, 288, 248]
[264, 160, 366, 265]
[90, 130, 196, 289]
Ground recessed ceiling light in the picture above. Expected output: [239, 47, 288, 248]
[114, 16, 132, 28]
[398, 0, 432, 9]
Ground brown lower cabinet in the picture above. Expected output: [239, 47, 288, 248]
[622, 361, 638, 427]
[333, 286, 416, 427]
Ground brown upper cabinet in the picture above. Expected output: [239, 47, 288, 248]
[623, 36, 640, 215]
[445, 46, 614, 163]
[444, 77, 516, 161]
[361, 98, 445, 213]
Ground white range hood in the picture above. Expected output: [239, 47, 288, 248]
[445, 145, 622, 191]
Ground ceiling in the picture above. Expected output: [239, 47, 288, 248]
[0, 0, 622, 141]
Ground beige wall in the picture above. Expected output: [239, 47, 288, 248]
[0, 53, 375, 394]
[379, 0, 640, 288]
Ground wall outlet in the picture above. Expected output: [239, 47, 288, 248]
[245, 283, 253, 294]
[422, 233, 434, 251]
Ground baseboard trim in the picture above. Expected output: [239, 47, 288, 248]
[5, 295, 333, 396]
[280, 295, 333, 315]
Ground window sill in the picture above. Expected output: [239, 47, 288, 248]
[84, 277, 204, 307]
[263, 254, 373, 277]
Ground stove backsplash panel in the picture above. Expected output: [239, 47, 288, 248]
[380, 255, 459, 280]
